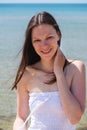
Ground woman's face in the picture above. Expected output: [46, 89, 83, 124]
[32, 24, 60, 61]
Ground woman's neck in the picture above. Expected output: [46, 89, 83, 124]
[40, 59, 54, 73]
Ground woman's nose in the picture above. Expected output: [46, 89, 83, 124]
[41, 40, 48, 46]
[40, 41, 49, 50]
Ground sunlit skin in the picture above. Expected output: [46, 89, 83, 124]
[13, 24, 86, 130]
[31, 24, 61, 72]
[32, 25, 58, 63]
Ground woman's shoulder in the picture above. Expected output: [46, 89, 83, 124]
[21, 66, 31, 79]
[68, 59, 85, 72]
[17, 66, 32, 89]
[69, 59, 85, 66]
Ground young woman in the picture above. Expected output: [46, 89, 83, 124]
[13, 12, 86, 130]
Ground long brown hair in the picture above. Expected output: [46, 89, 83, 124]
[12, 11, 62, 90]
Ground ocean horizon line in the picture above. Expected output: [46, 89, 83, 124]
[0, 3, 87, 4]
[0, 3, 87, 9]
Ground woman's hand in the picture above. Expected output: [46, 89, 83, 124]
[54, 48, 66, 74]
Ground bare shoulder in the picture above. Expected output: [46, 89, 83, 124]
[69, 59, 85, 72]
[17, 66, 31, 91]
[72, 60, 85, 66]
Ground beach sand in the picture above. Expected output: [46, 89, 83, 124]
[0, 118, 14, 130]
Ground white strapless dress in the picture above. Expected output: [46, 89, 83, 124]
[19, 91, 76, 130]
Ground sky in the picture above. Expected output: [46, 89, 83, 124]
[0, 0, 87, 3]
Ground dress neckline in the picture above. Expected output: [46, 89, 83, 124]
[29, 91, 59, 96]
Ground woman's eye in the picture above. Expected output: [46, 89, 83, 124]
[33, 39, 41, 43]
[46, 36, 53, 40]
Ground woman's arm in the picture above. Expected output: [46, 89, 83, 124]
[54, 49, 86, 124]
[13, 70, 30, 130]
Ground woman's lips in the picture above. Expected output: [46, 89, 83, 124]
[41, 48, 52, 54]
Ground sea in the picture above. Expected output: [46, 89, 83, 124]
[0, 3, 87, 130]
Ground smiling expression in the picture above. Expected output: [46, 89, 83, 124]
[32, 24, 60, 61]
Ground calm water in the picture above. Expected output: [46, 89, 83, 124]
[0, 4, 87, 130]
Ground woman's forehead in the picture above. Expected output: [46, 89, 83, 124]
[32, 24, 57, 38]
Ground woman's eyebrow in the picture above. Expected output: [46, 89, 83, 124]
[32, 32, 54, 40]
